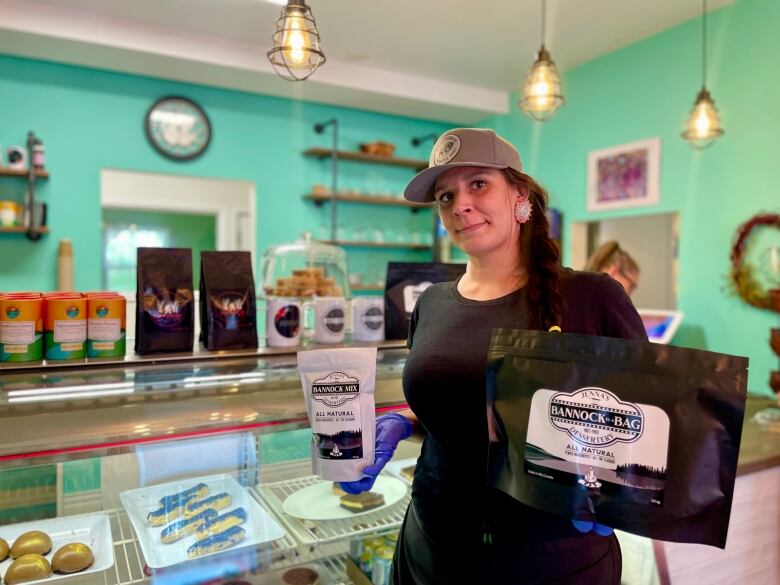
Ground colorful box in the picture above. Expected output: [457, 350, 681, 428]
[87, 295, 126, 358]
[44, 296, 87, 359]
[0, 295, 43, 361]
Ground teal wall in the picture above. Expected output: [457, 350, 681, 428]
[482, 0, 779, 396]
[102, 208, 217, 287]
[0, 56, 446, 294]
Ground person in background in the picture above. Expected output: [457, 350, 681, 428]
[585, 240, 640, 296]
[341, 128, 646, 584]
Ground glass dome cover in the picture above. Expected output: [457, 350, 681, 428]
[260, 232, 350, 299]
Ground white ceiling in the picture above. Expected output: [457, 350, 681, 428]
[0, 0, 735, 123]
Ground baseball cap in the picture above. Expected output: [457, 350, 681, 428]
[404, 128, 523, 203]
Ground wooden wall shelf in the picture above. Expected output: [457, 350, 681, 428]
[317, 239, 431, 251]
[0, 167, 49, 179]
[0, 226, 49, 235]
[304, 193, 431, 210]
[303, 148, 427, 170]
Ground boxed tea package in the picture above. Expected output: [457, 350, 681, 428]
[384, 262, 465, 340]
[44, 294, 87, 359]
[486, 329, 748, 548]
[135, 247, 194, 355]
[298, 347, 377, 482]
[0, 293, 43, 361]
[199, 251, 258, 351]
[86, 293, 126, 358]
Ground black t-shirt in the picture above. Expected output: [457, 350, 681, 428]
[402, 269, 647, 545]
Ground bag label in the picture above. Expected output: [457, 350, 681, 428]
[54, 319, 87, 343]
[88, 318, 121, 341]
[0, 321, 34, 344]
[403, 281, 432, 313]
[311, 371, 363, 460]
[526, 387, 670, 506]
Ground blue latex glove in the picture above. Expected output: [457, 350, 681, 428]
[340, 413, 414, 494]
[571, 519, 614, 536]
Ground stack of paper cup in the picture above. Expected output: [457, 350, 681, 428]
[56, 238, 75, 292]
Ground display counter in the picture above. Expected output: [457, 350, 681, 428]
[1, 347, 778, 585]
[0, 345, 416, 585]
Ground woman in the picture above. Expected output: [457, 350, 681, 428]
[585, 240, 640, 296]
[341, 128, 646, 584]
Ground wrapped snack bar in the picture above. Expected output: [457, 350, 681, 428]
[487, 328, 748, 548]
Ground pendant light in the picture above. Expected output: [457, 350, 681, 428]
[519, 0, 565, 121]
[267, 0, 326, 81]
[682, 0, 724, 149]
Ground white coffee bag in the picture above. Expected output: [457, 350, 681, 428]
[297, 347, 377, 481]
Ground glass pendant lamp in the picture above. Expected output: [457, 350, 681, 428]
[519, 0, 565, 121]
[267, 0, 326, 81]
[682, 0, 724, 149]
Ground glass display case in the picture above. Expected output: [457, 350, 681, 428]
[0, 347, 417, 585]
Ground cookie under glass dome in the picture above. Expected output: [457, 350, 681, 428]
[260, 233, 351, 300]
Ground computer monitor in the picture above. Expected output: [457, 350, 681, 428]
[637, 309, 683, 344]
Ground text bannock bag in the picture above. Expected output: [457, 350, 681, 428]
[298, 347, 377, 482]
[487, 329, 748, 548]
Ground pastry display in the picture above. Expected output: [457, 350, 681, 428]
[331, 482, 347, 497]
[3, 553, 52, 584]
[160, 509, 218, 544]
[399, 465, 416, 481]
[186, 525, 246, 559]
[195, 507, 248, 540]
[281, 566, 321, 585]
[10, 530, 52, 558]
[264, 267, 342, 298]
[159, 483, 209, 509]
[184, 492, 232, 519]
[51, 542, 94, 574]
[339, 491, 386, 513]
[0, 537, 9, 562]
[147, 499, 193, 527]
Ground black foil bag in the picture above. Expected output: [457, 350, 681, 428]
[486, 329, 748, 548]
[135, 247, 194, 355]
[384, 261, 466, 340]
[199, 251, 258, 351]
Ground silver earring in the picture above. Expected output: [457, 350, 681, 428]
[514, 199, 532, 224]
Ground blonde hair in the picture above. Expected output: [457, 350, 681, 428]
[585, 241, 639, 275]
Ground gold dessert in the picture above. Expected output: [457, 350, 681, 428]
[339, 491, 385, 513]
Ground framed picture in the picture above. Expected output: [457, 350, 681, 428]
[587, 138, 660, 212]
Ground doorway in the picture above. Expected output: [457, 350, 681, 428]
[571, 213, 679, 309]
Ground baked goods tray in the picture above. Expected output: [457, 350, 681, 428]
[254, 474, 410, 547]
[120, 474, 294, 569]
[0, 512, 114, 584]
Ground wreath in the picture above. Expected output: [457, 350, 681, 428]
[728, 213, 780, 310]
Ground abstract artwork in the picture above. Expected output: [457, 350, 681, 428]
[587, 138, 660, 212]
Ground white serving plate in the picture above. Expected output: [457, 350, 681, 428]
[384, 457, 418, 485]
[0, 512, 114, 584]
[120, 474, 285, 569]
[282, 476, 406, 521]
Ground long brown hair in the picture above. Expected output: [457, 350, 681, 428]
[585, 241, 639, 275]
[504, 168, 564, 330]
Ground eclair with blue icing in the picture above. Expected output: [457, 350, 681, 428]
[184, 492, 232, 519]
[160, 509, 218, 544]
[147, 495, 198, 526]
[186, 525, 246, 559]
[159, 483, 209, 508]
[195, 507, 248, 539]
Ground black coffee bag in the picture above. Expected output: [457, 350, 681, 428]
[486, 329, 748, 549]
[199, 251, 258, 351]
[135, 247, 194, 355]
[384, 261, 466, 340]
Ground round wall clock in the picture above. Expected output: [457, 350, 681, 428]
[145, 96, 211, 161]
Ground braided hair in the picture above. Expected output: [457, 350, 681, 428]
[504, 168, 564, 330]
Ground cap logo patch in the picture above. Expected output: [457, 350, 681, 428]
[431, 135, 461, 166]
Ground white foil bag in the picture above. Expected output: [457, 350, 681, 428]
[297, 347, 377, 481]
